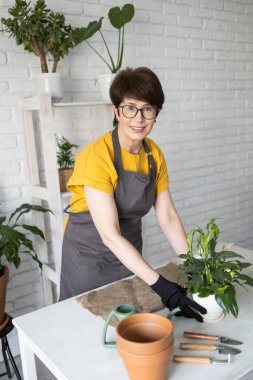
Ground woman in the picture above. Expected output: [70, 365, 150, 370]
[59, 67, 206, 322]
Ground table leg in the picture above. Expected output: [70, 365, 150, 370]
[17, 330, 37, 380]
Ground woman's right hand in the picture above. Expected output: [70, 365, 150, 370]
[150, 275, 207, 322]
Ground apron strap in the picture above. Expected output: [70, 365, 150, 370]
[112, 126, 122, 173]
[142, 139, 156, 177]
[64, 204, 71, 214]
[112, 126, 156, 177]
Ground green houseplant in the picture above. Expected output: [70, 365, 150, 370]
[178, 218, 253, 319]
[78, 3, 135, 101]
[0, 203, 52, 326]
[80, 4, 135, 74]
[1, 0, 85, 98]
[56, 135, 79, 192]
[1, 0, 84, 73]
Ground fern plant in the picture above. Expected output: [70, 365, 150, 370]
[178, 219, 253, 318]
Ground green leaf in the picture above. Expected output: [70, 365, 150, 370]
[191, 275, 203, 293]
[216, 287, 238, 317]
[237, 274, 253, 286]
[197, 288, 212, 297]
[178, 254, 188, 260]
[206, 218, 220, 238]
[108, 4, 135, 30]
[77, 18, 103, 41]
[214, 250, 244, 260]
[21, 225, 45, 240]
[0, 225, 22, 250]
[9, 203, 53, 223]
[212, 269, 225, 284]
[0, 217, 6, 225]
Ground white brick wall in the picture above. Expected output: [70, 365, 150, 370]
[0, 0, 253, 357]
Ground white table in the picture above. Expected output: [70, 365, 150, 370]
[13, 246, 253, 380]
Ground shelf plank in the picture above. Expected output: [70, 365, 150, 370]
[53, 101, 111, 107]
[61, 192, 72, 198]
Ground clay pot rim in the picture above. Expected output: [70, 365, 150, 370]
[116, 313, 174, 354]
[117, 313, 174, 337]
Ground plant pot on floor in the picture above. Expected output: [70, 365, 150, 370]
[36, 73, 63, 101]
[0, 266, 9, 328]
[58, 169, 73, 193]
[193, 294, 224, 322]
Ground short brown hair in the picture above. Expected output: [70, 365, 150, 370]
[110, 67, 165, 126]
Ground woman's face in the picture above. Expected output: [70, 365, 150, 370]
[115, 97, 157, 145]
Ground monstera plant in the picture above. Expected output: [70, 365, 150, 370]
[79, 4, 135, 73]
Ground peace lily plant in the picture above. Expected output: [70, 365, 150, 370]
[0, 203, 52, 325]
[0, 203, 52, 273]
[178, 219, 253, 318]
[79, 4, 135, 73]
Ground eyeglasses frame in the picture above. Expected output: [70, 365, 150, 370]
[117, 105, 160, 120]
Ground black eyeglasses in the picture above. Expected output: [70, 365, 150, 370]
[118, 105, 159, 120]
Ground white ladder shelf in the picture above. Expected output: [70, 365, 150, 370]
[20, 93, 111, 304]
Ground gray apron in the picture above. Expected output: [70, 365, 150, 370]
[59, 127, 156, 300]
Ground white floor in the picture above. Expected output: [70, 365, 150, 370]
[0, 355, 56, 380]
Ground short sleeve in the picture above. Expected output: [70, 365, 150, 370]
[81, 145, 115, 195]
[156, 151, 169, 194]
[145, 139, 169, 195]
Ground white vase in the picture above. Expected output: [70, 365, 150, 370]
[36, 73, 63, 101]
[193, 293, 224, 322]
[97, 73, 116, 102]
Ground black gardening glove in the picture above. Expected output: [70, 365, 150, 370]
[151, 275, 207, 322]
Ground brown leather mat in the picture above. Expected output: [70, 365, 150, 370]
[76, 262, 184, 326]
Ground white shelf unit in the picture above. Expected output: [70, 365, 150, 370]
[20, 93, 112, 305]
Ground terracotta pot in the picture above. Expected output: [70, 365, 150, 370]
[58, 168, 73, 193]
[116, 313, 174, 380]
[0, 266, 9, 326]
[193, 293, 224, 322]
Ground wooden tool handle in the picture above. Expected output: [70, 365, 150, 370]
[173, 355, 211, 364]
[180, 343, 215, 351]
[184, 331, 218, 341]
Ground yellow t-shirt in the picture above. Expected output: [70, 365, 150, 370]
[67, 131, 169, 213]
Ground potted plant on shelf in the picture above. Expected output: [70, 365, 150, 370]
[178, 218, 253, 321]
[0, 203, 52, 329]
[1, 0, 85, 99]
[56, 135, 79, 193]
[79, 4, 135, 100]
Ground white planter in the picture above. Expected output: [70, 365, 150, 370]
[193, 293, 224, 322]
[36, 73, 63, 101]
[97, 73, 116, 102]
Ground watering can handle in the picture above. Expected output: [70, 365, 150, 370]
[101, 309, 117, 348]
[167, 306, 181, 319]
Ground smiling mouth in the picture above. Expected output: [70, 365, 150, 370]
[130, 126, 146, 133]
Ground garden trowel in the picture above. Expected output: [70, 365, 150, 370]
[183, 331, 243, 345]
[173, 353, 231, 365]
[180, 343, 241, 355]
